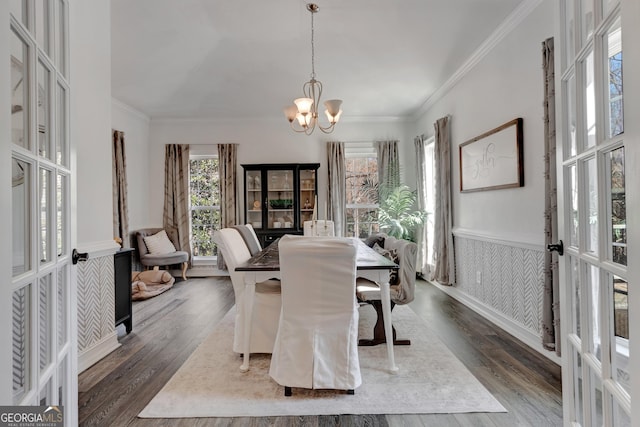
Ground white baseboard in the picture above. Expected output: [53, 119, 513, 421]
[78, 332, 121, 373]
[429, 281, 561, 365]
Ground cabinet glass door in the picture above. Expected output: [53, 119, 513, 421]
[299, 168, 316, 224]
[267, 169, 294, 229]
[245, 169, 262, 229]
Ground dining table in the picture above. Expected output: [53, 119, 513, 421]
[235, 237, 400, 374]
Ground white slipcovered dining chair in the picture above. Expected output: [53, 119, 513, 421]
[213, 228, 281, 354]
[303, 220, 335, 237]
[269, 235, 361, 396]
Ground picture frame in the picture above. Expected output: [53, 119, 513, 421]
[459, 117, 524, 192]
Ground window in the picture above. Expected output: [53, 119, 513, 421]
[422, 137, 436, 270]
[189, 155, 220, 260]
[345, 142, 379, 238]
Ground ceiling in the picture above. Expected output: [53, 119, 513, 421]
[110, 0, 526, 121]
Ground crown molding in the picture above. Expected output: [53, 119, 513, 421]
[411, 0, 544, 120]
[150, 115, 408, 126]
[112, 98, 151, 122]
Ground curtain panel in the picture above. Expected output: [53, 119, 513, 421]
[541, 37, 561, 356]
[163, 144, 192, 264]
[326, 141, 346, 237]
[430, 116, 455, 285]
[414, 135, 429, 276]
[376, 140, 400, 193]
[217, 144, 239, 269]
[112, 130, 129, 247]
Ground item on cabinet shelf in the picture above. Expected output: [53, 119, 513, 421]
[284, 221, 292, 228]
[273, 221, 282, 228]
[248, 175, 255, 189]
[269, 199, 293, 209]
[283, 174, 291, 190]
[303, 198, 312, 209]
[253, 200, 261, 209]
[252, 222, 262, 228]
[254, 175, 260, 189]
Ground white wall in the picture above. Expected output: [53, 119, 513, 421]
[71, 0, 115, 250]
[410, 0, 554, 246]
[148, 118, 411, 226]
[111, 100, 151, 236]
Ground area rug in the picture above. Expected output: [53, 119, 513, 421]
[139, 304, 506, 418]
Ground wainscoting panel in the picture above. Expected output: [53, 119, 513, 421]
[77, 247, 120, 372]
[454, 235, 544, 339]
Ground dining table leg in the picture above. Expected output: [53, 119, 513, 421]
[379, 278, 399, 373]
[240, 276, 256, 372]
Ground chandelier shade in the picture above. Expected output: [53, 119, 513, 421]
[284, 3, 342, 135]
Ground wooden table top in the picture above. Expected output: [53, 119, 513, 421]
[236, 238, 398, 272]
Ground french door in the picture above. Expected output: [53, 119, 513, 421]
[8, 1, 77, 425]
[557, 1, 633, 425]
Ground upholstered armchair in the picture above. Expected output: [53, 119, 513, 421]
[132, 228, 189, 280]
[356, 233, 417, 346]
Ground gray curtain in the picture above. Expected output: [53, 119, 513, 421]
[414, 135, 429, 276]
[430, 116, 455, 285]
[542, 37, 561, 356]
[112, 130, 129, 247]
[217, 144, 239, 269]
[376, 140, 400, 193]
[326, 141, 346, 237]
[163, 144, 191, 264]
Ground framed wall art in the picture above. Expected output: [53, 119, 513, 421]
[459, 117, 524, 192]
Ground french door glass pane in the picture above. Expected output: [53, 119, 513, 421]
[609, 147, 626, 265]
[57, 173, 66, 257]
[569, 164, 579, 247]
[583, 51, 596, 149]
[54, 0, 67, 76]
[588, 366, 604, 426]
[570, 255, 582, 338]
[56, 82, 67, 166]
[580, 0, 594, 44]
[587, 263, 602, 361]
[564, 0, 575, 69]
[566, 74, 577, 157]
[611, 274, 629, 394]
[37, 60, 51, 159]
[12, 285, 31, 404]
[58, 356, 67, 406]
[572, 347, 584, 424]
[40, 168, 52, 264]
[606, 19, 623, 138]
[39, 274, 53, 373]
[39, 376, 53, 406]
[11, 30, 29, 149]
[9, 0, 27, 27]
[57, 267, 68, 347]
[35, 0, 50, 56]
[611, 396, 631, 427]
[585, 157, 598, 253]
[12, 158, 31, 276]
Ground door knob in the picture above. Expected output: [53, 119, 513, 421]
[72, 248, 89, 265]
[546, 240, 564, 256]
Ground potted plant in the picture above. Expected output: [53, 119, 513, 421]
[377, 184, 428, 241]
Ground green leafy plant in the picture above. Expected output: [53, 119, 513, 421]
[377, 185, 428, 241]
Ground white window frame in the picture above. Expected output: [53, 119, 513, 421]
[345, 142, 379, 238]
[189, 151, 220, 265]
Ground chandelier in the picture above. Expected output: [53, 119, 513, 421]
[284, 3, 342, 135]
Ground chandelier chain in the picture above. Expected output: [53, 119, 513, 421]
[310, 8, 316, 80]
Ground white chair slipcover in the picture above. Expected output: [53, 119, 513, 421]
[269, 235, 361, 393]
[213, 228, 281, 354]
[303, 220, 335, 237]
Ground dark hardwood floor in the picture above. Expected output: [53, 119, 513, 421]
[78, 278, 562, 426]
